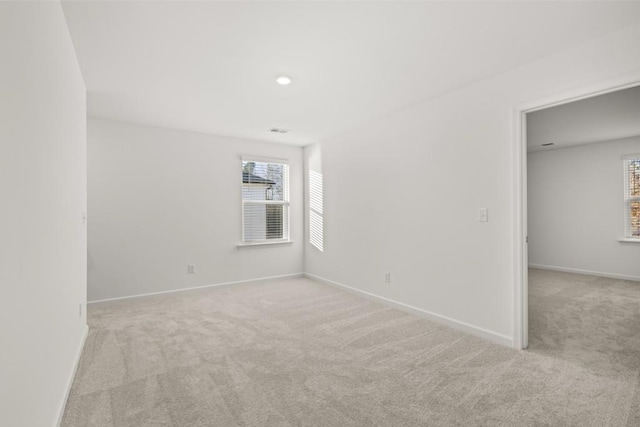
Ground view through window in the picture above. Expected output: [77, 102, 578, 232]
[242, 159, 290, 243]
[624, 155, 640, 239]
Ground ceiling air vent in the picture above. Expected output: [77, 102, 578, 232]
[269, 128, 290, 134]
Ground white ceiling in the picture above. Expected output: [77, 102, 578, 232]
[61, 1, 640, 146]
[527, 85, 640, 152]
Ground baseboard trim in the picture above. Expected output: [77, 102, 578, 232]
[304, 273, 513, 348]
[529, 264, 640, 282]
[87, 271, 513, 347]
[88, 273, 305, 304]
[56, 324, 88, 427]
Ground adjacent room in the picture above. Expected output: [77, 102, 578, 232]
[526, 85, 640, 372]
[2, 1, 640, 426]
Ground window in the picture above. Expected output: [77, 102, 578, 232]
[623, 154, 640, 239]
[241, 158, 290, 243]
[309, 169, 324, 251]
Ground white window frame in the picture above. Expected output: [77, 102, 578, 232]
[622, 153, 640, 242]
[240, 156, 291, 246]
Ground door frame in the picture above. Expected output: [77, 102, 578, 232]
[512, 71, 640, 350]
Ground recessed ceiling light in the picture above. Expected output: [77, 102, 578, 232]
[276, 76, 291, 85]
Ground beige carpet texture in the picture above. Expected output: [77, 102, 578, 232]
[62, 271, 640, 426]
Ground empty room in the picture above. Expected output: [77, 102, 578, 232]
[2, 1, 640, 426]
[526, 86, 640, 369]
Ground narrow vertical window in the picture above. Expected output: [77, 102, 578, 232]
[242, 158, 290, 243]
[623, 154, 640, 239]
[309, 169, 323, 251]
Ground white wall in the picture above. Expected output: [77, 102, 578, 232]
[0, 2, 87, 426]
[304, 23, 640, 345]
[528, 136, 640, 280]
[88, 118, 303, 302]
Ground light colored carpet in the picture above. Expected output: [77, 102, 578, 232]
[62, 273, 640, 426]
[529, 268, 640, 372]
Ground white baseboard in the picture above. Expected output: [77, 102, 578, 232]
[303, 273, 513, 348]
[529, 264, 640, 282]
[88, 273, 305, 304]
[56, 324, 89, 427]
[87, 271, 513, 347]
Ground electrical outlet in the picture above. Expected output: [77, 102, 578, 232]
[478, 208, 488, 222]
[187, 264, 196, 274]
[385, 272, 391, 283]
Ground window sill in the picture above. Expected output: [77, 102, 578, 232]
[237, 240, 294, 248]
[618, 238, 640, 244]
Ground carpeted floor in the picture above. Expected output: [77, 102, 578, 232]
[62, 272, 640, 426]
[527, 267, 640, 427]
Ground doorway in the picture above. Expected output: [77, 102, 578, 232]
[513, 74, 640, 350]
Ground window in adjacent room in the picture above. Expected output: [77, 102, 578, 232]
[623, 154, 640, 239]
[241, 158, 290, 243]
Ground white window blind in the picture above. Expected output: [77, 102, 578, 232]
[242, 158, 290, 243]
[309, 169, 323, 251]
[623, 154, 640, 239]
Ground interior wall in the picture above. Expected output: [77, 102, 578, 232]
[304, 23, 640, 344]
[88, 118, 304, 302]
[0, 2, 87, 426]
[528, 136, 640, 280]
